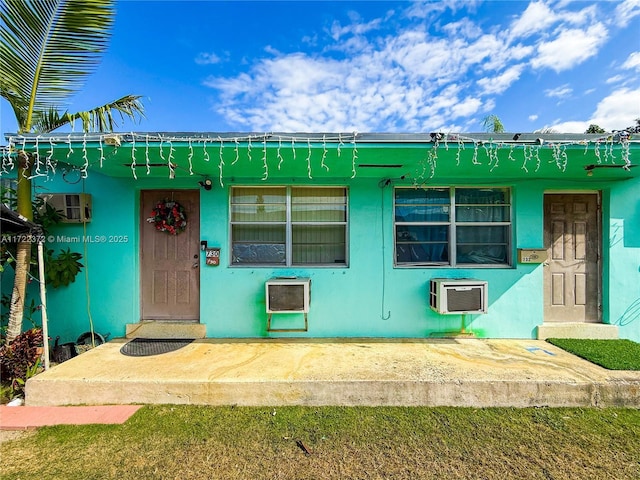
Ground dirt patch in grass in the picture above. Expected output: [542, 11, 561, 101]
[0, 429, 33, 444]
[547, 338, 640, 370]
[1, 406, 639, 479]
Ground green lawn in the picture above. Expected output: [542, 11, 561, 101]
[2, 405, 639, 479]
[547, 338, 640, 370]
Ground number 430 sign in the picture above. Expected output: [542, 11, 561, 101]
[205, 247, 220, 266]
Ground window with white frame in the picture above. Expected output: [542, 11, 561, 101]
[231, 186, 348, 266]
[394, 187, 511, 267]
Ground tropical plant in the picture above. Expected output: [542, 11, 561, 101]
[0, 327, 43, 397]
[625, 118, 640, 133]
[0, 0, 144, 343]
[45, 248, 84, 288]
[585, 124, 606, 134]
[481, 114, 505, 133]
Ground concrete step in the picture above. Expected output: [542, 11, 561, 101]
[125, 322, 206, 339]
[536, 323, 618, 340]
[0, 405, 142, 429]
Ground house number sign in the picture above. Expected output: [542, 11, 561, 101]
[517, 249, 548, 264]
[205, 247, 221, 266]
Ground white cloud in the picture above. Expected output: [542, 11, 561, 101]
[404, 0, 478, 19]
[543, 120, 589, 133]
[562, 4, 598, 27]
[590, 87, 640, 129]
[622, 51, 640, 71]
[482, 98, 496, 114]
[195, 52, 221, 65]
[202, 1, 636, 132]
[509, 1, 559, 39]
[205, 37, 496, 132]
[606, 75, 625, 84]
[529, 114, 539, 122]
[544, 85, 573, 98]
[477, 65, 524, 95]
[441, 18, 482, 38]
[330, 17, 382, 41]
[508, 1, 596, 39]
[614, 0, 640, 27]
[531, 23, 608, 72]
[550, 87, 640, 132]
[450, 96, 483, 117]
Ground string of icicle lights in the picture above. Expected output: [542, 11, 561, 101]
[0, 131, 634, 184]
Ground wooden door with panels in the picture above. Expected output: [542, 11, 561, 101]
[140, 190, 200, 321]
[543, 193, 600, 323]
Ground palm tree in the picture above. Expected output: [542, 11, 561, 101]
[481, 114, 505, 133]
[1, 0, 144, 342]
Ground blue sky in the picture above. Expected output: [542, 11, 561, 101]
[2, 0, 640, 136]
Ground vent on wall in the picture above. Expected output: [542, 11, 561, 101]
[39, 193, 92, 223]
[429, 278, 488, 315]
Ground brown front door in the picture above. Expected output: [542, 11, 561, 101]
[140, 190, 200, 321]
[543, 193, 600, 323]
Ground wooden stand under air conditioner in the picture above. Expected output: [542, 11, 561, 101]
[267, 313, 308, 332]
[265, 277, 311, 332]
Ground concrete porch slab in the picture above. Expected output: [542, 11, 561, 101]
[125, 321, 206, 339]
[537, 323, 619, 340]
[25, 338, 640, 408]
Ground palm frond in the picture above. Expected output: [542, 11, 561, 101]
[30, 107, 72, 133]
[32, 95, 145, 134]
[0, 0, 115, 131]
[482, 115, 505, 134]
[0, 87, 28, 131]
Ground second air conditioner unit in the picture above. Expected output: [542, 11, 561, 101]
[429, 278, 488, 315]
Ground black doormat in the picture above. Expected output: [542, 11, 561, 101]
[120, 338, 195, 357]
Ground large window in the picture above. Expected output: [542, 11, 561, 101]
[394, 187, 511, 267]
[231, 186, 347, 266]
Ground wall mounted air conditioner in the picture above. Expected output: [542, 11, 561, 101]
[266, 277, 311, 314]
[265, 277, 311, 332]
[40, 193, 92, 223]
[429, 278, 488, 315]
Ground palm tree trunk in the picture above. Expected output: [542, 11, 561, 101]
[6, 155, 33, 343]
[6, 241, 31, 342]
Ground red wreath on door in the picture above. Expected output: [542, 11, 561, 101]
[146, 199, 187, 235]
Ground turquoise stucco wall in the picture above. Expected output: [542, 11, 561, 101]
[28, 174, 141, 343]
[200, 179, 545, 339]
[19, 171, 639, 342]
[606, 177, 640, 341]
